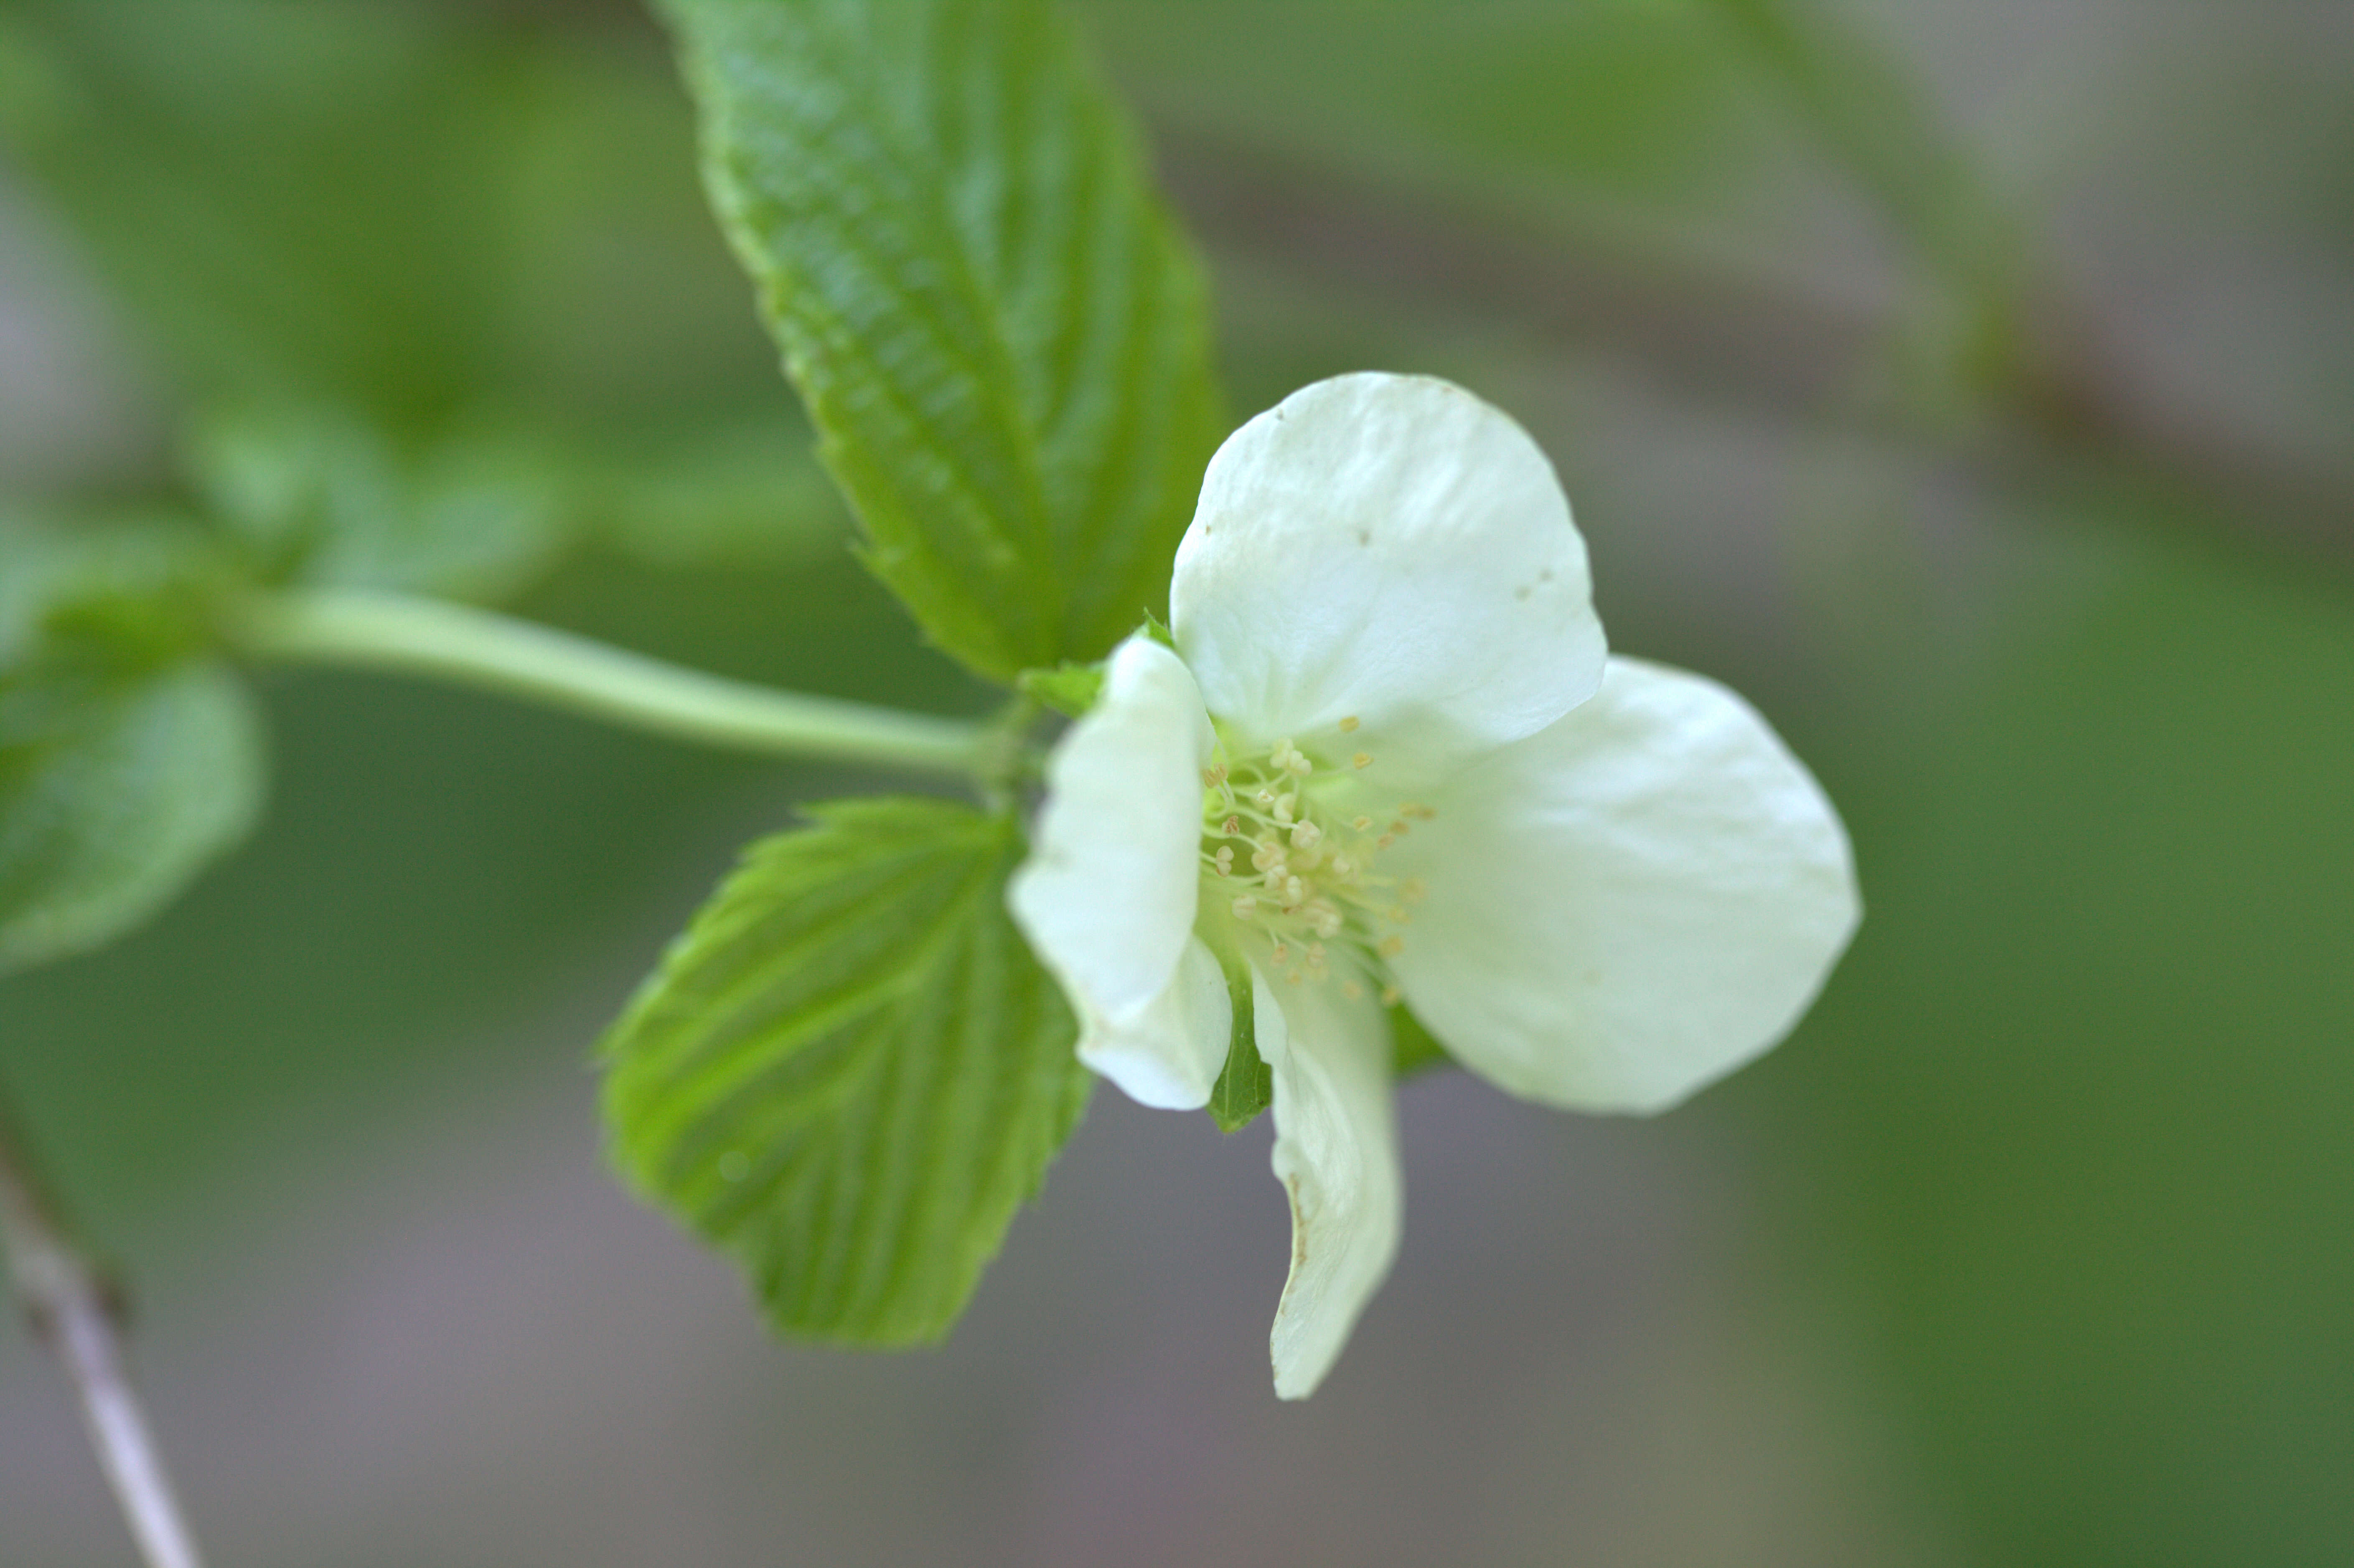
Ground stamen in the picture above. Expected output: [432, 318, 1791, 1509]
[1289, 820, 1322, 851]
[1213, 846, 1233, 876]
[1231, 895, 1258, 921]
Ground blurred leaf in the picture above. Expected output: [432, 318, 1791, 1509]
[186, 405, 568, 602]
[0, 0, 776, 431]
[1746, 526, 2354, 1565]
[664, 0, 1225, 682]
[0, 658, 264, 975]
[567, 410, 853, 572]
[0, 512, 227, 671]
[603, 796, 1091, 1345]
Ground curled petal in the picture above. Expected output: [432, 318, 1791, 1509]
[1074, 936, 1233, 1111]
[1385, 657, 1860, 1114]
[1009, 637, 1219, 1107]
[1172, 374, 1605, 779]
[1253, 964, 1401, 1399]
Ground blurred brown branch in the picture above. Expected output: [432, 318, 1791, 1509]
[0, 1086, 206, 1568]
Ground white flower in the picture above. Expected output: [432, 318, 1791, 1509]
[1007, 374, 1859, 1398]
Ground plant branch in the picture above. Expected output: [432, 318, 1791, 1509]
[0, 1086, 205, 1568]
[1155, 128, 2354, 574]
[229, 588, 1009, 780]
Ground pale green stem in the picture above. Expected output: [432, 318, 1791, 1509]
[230, 589, 999, 780]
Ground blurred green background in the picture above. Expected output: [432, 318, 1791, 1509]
[2, 1, 2348, 1563]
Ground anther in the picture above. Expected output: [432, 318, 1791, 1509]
[1287, 970, 1304, 985]
[1339, 716, 1361, 733]
[1289, 821, 1322, 850]
[1352, 751, 1373, 770]
[1213, 846, 1233, 875]
[1351, 815, 1373, 832]
[1231, 895, 1258, 921]
[1380, 986, 1401, 1006]
[1283, 874, 1305, 905]
[1342, 980, 1365, 1001]
[1388, 820, 1409, 836]
[1379, 935, 1405, 958]
[1401, 878, 1427, 903]
[1270, 943, 1289, 965]
[1222, 815, 1241, 836]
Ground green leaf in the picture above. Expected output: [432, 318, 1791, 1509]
[602, 796, 1093, 1345]
[0, 513, 227, 673]
[0, 660, 266, 975]
[1205, 953, 1270, 1133]
[663, 0, 1226, 682]
[186, 406, 566, 602]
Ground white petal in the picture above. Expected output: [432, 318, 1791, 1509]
[1171, 374, 1606, 778]
[1384, 657, 1860, 1114]
[1073, 936, 1232, 1110]
[1252, 964, 1402, 1399]
[1008, 636, 1217, 1107]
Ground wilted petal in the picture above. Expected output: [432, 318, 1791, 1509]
[1385, 657, 1860, 1114]
[1009, 637, 1219, 1107]
[1253, 964, 1402, 1399]
[1171, 374, 1607, 778]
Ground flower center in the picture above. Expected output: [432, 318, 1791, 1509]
[1198, 716, 1431, 1000]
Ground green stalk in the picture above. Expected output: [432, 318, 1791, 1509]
[230, 589, 999, 780]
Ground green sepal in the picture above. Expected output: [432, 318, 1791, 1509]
[1206, 951, 1273, 1133]
[1015, 661, 1106, 721]
[1391, 1002, 1456, 1080]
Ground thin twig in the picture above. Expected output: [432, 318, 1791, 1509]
[0, 1085, 205, 1568]
[1156, 131, 2354, 576]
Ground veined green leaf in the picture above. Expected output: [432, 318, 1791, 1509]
[0, 660, 265, 975]
[662, 0, 1225, 682]
[602, 797, 1093, 1345]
